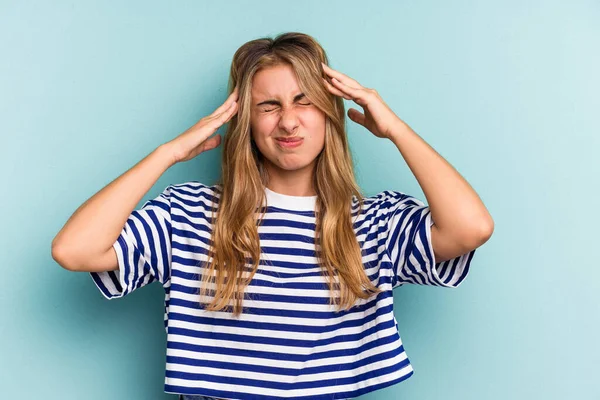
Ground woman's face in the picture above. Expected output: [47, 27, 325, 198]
[250, 63, 326, 174]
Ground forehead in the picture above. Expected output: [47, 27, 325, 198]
[251, 64, 301, 99]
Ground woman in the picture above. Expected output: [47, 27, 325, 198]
[52, 32, 493, 400]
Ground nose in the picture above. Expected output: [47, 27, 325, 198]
[277, 107, 300, 134]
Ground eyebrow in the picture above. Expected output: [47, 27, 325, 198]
[256, 93, 307, 107]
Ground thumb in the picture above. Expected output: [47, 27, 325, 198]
[348, 108, 365, 126]
[201, 134, 222, 152]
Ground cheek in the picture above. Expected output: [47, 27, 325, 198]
[304, 113, 324, 128]
[303, 110, 327, 140]
[250, 117, 270, 144]
[252, 115, 277, 136]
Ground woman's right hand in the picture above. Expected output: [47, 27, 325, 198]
[167, 86, 239, 164]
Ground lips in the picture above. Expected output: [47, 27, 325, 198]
[275, 137, 304, 148]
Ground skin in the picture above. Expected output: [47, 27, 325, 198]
[320, 61, 494, 262]
[250, 64, 326, 197]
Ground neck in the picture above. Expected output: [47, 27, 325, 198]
[264, 161, 317, 196]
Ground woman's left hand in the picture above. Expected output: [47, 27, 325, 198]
[322, 62, 404, 140]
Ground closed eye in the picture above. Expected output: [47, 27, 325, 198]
[263, 102, 312, 112]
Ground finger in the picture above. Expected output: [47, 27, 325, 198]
[331, 77, 369, 105]
[223, 101, 238, 123]
[209, 87, 240, 117]
[217, 101, 238, 124]
[321, 62, 364, 89]
[204, 100, 237, 130]
[323, 78, 351, 99]
[348, 108, 366, 126]
[212, 89, 238, 116]
[190, 134, 222, 159]
[202, 134, 222, 151]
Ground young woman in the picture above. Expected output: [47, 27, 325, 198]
[52, 32, 493, 400]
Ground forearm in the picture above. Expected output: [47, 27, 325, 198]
[389, 121, 494, 245]
[51, 143, 176, 270]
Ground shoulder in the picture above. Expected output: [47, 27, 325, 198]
[168, 181, 222, 210]
[352, 189, 425, 214]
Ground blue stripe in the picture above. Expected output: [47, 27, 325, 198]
[88, 181, 476, 399]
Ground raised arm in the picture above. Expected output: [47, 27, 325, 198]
[51, 144, 176, 272]
[52, 85, 239, 273]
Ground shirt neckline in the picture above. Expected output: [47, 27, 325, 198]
[264, 186, 317, 211]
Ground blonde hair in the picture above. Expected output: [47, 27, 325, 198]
[199, 32, 382, 317]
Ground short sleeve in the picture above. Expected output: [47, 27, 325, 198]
[379, 191, 475, 289]
[90, 185, 173, 299]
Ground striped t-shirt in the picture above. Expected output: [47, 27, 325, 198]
[90, 181, 476, 400]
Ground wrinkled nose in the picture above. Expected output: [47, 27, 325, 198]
[278, 108, 300, 134]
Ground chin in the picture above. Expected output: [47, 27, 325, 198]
[275, 162, 310, 171]
[268, 157, 315, 172]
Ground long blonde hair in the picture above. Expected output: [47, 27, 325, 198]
[199, 32, 383, 317]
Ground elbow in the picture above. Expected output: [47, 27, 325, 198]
[471, 217, 494, 248]
[481, 215, 495, 239]
[51, 241, 80, 272]
[460, 216, 494, 251]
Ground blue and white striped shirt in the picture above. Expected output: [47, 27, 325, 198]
[90, 181, 475, 400]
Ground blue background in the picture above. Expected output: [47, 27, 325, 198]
[1, 0, 598, 399]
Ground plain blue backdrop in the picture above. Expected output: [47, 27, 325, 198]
[1, 0, 598, 399]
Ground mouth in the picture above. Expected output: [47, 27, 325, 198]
[275, 137, 304, 148]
